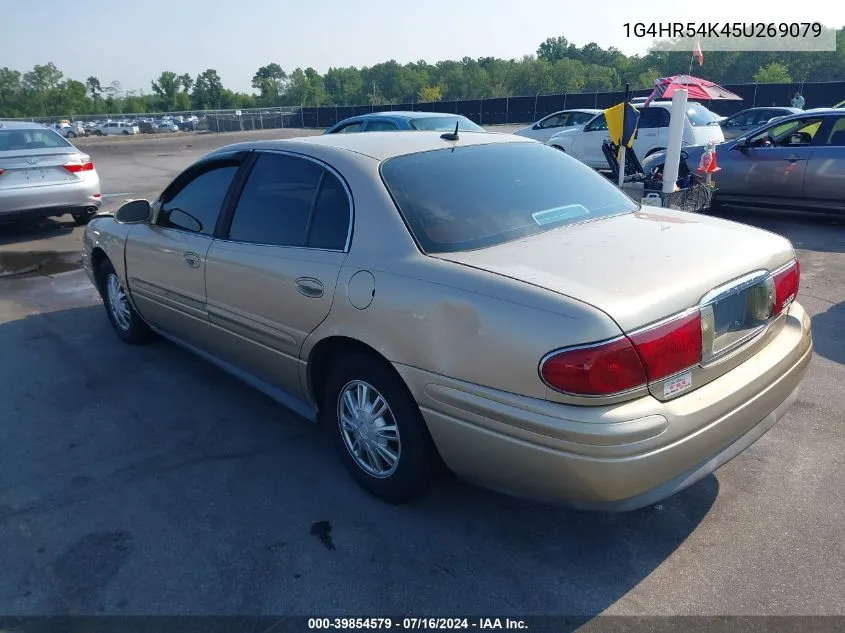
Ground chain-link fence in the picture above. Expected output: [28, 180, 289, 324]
[3, 80, 843, 132]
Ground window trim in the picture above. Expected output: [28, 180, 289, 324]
[152, 152, 245, 237]
[217, 149, 355, 253]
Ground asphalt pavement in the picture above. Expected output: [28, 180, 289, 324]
[0, 128, 843, 619]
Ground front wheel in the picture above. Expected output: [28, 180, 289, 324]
[323, 353, 437, 504]
[67, 132, 77, 138]
[95, 130, 104, 136]
[97, 259, 154, 345]
[122, 130, 130, 135]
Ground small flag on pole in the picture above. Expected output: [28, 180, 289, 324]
[693, 40, 704, 66]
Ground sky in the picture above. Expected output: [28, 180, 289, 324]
[3, 0, 844, 94]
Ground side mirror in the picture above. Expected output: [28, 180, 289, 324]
[115, 199, 151, 224]
[733, 137, 748, 150]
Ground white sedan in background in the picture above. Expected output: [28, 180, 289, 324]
[513, 109, 601, 143]
[547, 101, 725, 169]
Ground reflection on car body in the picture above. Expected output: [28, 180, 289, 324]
[82, 131, 811, 511]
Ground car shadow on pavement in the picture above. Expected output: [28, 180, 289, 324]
[0, 217, 76, 248]
[0, 303, 718, 619]
[810, 301, 845, 365]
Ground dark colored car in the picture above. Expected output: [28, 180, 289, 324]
[324, 111, 484, 134]
[641, 108, 845, 213]
[719, 107, 803, 140]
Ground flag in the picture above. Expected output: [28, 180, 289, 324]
[604, 102, 640, 159]
[693, 40, 704, 66]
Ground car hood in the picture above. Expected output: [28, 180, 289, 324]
[434, 210, 794, 332]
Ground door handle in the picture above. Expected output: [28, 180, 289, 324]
[295, 278, 324, 298]
[183, 252, 200, 268]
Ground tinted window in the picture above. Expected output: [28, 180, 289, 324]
[638, 107, 670, 128]
[334, 122, 363, 134]
[726, 111, 756, 127]
[539, 113, 565, 128]
[686, 104, 720, 126]
[381, 142, 637, 254]
[0, 128, 70, 151]
[307, 172, 351, 250]
[585, 114, 608, 131]
[366, 120, 400, 131]
[228, 153, 322, 247]
[822, 117, 845, 146]
[409, 116, 483, 132]
[158, 163, 238, 235]
[571, 112, 595, 125]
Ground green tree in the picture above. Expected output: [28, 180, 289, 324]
[753, 63, 793, 84]
[151, 71, 183, 111]
[417, 85, 442, 102]
[179, 73, 194, 93]
[86, 76, 102, 101]
[252, 63, 287, 105]
[192, 69, 224, 110]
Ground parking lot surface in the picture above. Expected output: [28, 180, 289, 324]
[0, 129, 843, 618]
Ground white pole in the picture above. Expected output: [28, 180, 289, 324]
[617, 146, 626, 187]
[662, 89, 688, 195]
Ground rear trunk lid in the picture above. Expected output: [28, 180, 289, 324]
[434, 209, 794, 333]
[0, 148, 81, 190]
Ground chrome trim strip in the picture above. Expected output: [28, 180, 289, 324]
[699, 269, 770, 307]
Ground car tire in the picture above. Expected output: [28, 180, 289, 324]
[95, 130, 103, 136]
[67, 132, 76, 138]
[96, 259, 154, 345]
[323, 352, 436, 504]
[122, 130, 130, 135]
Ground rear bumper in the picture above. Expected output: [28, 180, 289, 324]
[395, 302, 812, 511]
[0, 176, 101, 219]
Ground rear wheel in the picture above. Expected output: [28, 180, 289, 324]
[323, 353, 436, 504]
[67, 132, 77, 138]
[122, 130, 130, 135]
[96, 259, 154, 345]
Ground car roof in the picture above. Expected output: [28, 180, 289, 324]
[0, 120, 48, 130]
[213, 130, 530, 161]
[332, 111, 471, 126]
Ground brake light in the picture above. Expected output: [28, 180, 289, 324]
[772, 258, 800, 316]
[627, 310, 702, 382]
[540, 309, 703, 396]
[541, 337, 647, 396]
[64, 161, 94, 173]
[0, 168, 4, 176]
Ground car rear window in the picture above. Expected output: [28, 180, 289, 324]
[409, 116, 484, 132]
[0, 128, 71, 151]
[380, 142, 638, 254]
[686, 104, 721, 126]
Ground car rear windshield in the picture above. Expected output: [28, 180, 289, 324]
[409, 116, 484, 132]
[380, 142, 638, 254]
[0, 128, 71, 151]
[686, 104, 721, 126]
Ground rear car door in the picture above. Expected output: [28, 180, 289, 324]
[718, 115, 824, 201]
[803, 115, 845, 208]
[204, 150, 352, 398]
[124, 155, 242, 347]
[633, 107, 670, 157]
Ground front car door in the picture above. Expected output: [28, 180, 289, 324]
[124, 155, 243, 347]
[203, 150, 352, 399]
[576, 114, 611, 168]
[803, 115, 845, 210]
[717, 115, 826, 203]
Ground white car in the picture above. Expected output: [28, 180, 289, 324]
[547, 101, 725, 169]
[50, 122, 86, 138]
[94, 121, 140, 136]
[156, 121, 180, 133]
[512, 109, 601, 143]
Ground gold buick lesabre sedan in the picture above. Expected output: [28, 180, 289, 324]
[82, 131, 812, 510]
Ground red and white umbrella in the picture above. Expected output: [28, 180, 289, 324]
[643, 74, 742, 106]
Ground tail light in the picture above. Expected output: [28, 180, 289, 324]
[540, 309, 703, 397]
[64, 154, 94, 173]
[771, 258, 800, 317]
[0, 168, 4, 176]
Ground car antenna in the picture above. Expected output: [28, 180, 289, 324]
[441, 121, 459, 141]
